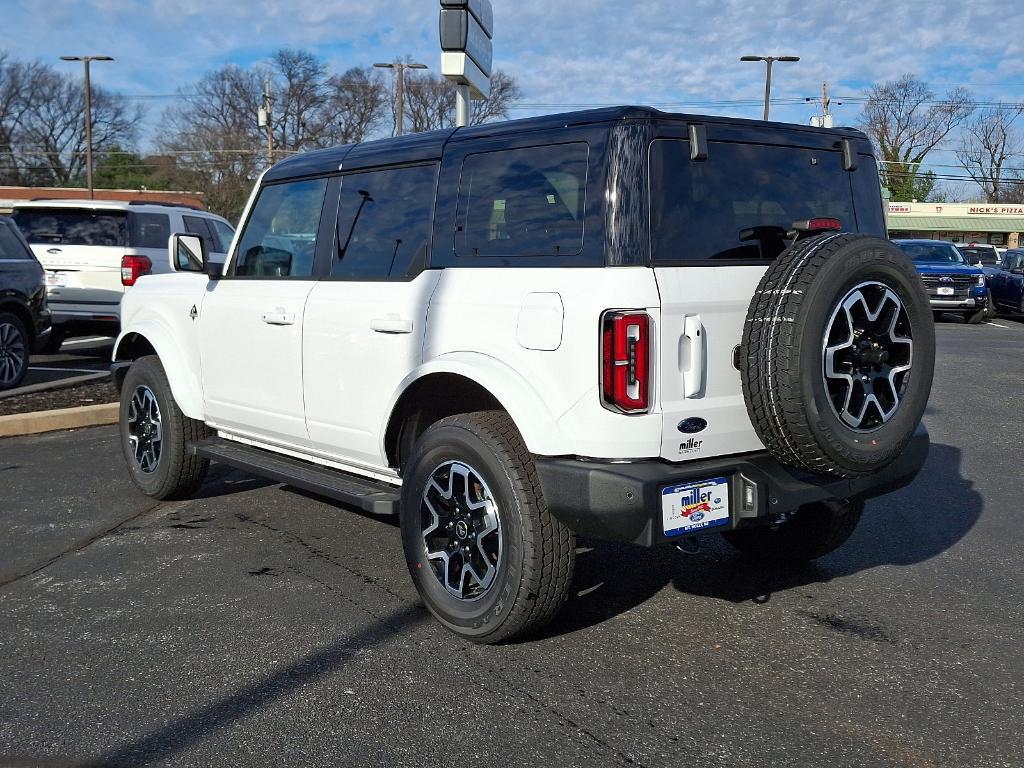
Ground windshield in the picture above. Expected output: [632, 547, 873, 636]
[12, 208, 128, 247]
[895, 242, 967, 264]
[959, 246, 999, 265]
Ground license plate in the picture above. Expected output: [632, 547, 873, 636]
[662, 476, 730, 536]
[937, 286, 954, 296]
[46, 272, 68, 287]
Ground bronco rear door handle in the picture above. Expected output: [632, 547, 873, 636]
[370, 317, 413, 334]
[261, 311, 295, 326]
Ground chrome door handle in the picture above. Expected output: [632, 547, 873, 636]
[370, 317, 413, 334]
[261, 312, 295, 326]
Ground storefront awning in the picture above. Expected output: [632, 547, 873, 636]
[887, 215, 1024, 232]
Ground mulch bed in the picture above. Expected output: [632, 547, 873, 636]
[0, 380, 118, 417]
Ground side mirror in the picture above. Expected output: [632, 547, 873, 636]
[169, 233, 207, 274]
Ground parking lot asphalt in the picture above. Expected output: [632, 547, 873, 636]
[1, 318, 1022, 768]
[20, 337, 114, 388]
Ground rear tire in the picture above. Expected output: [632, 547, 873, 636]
[39, 327, 66, 355]
[722, 499, 863, 564]
[119, 355, 210, 500]
[400, 411, 575, 644]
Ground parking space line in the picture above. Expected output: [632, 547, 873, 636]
[28, 366, 108, 374]
[986, 322, 1010, 329]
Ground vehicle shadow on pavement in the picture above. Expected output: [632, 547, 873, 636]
[675, 442, 981, 604]
[74, 605, 427, 768]
[541, 443, 980, 635]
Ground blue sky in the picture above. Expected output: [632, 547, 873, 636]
[2, 0, 1024, 179]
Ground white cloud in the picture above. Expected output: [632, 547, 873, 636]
[4, 0, 1023, 135]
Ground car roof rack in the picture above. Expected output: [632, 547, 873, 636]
[127, 200, 203, 211]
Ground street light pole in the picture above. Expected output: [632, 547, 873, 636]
[374, 61, 429, 137]
[60, 55, 114, 200]
[740, 55, 799, 121]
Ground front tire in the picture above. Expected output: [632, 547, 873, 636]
[119, 355, 210, 499]
[0, 312, 30, 391]
[400, 411, 575, 644]
[722, 499, 863, 564]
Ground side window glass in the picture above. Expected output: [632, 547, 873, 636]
[210, 219, 236, 253]
[455, 143, 588, 259]
[182, 215, 216, 253]
[128, 213, 170, 249]
[231, 179, 327, 278]
[0, 223, 31, 260]
[333, 164, 437, 279]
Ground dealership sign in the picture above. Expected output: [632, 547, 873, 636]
[440, 0, 493, 98]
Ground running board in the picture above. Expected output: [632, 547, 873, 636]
[189, 437, 401, 516]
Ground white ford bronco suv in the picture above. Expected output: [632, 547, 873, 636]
[112, 107, 934, 643]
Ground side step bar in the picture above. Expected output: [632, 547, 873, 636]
[189, 437, 401, 516]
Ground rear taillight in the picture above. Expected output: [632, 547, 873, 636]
[121, 254, 152, 286]
[601, 311, 650, 413]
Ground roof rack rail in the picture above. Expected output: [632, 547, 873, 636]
[127, 200, 203, 211]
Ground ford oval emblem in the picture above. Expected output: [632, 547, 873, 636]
[677, 417, 708, 434]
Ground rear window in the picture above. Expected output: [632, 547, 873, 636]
[13, 208, 127, 247]
[896, 242, 967, 264]
[959, 246, 999, 266]
[455, 143, 588, 260]
[649, 140, 866, 264]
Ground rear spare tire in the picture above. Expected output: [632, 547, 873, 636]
[740, 233, 934, 478]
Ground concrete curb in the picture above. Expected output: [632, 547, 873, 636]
[0, 402, 118, 438]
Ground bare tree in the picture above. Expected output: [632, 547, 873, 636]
[861, 74, 974, 201]
[956, 104, 1024, 203]
[0, 51, 140, 186]
[322, 67, 388, 145]
[271, 48, 329, 152]
[403, 70, 522, 133]
[159, 65, 265, 220]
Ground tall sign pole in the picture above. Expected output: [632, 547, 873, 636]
[440, 0, 493, 128]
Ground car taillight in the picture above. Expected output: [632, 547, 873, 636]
[791, 217, 842, 234]
[601, 311, 650, 413]
[121, 254, 152, 286]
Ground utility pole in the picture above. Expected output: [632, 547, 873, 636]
[807, 82, 843, 128]
[374, 61, 429, 137]
[60, 55, 114, 200]
[740, 54, 800, 121]
[262, 78, 274, 165]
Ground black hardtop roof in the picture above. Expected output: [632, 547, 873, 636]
[263, 105, 871, 182]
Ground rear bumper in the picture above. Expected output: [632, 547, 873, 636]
[535, 424, 929, 547]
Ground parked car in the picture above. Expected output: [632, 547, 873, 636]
[987, 248, 1024, 315]
[10, 200, 234, 351]
[893, 239, 990, 323]
[958, 242, 1001, 268]
[0, 216, 50, 389]
[112, 107, 935, 643]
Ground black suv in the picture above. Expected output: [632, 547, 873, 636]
[0, 217, 50, 390]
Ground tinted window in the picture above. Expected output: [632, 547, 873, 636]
[895, 242, 966, 264]
[650, 140, 858, 263]
[960, 246, 999, 266]
[183, 215, 217, 253]
[333, 164, 437, 279]
[12, 208, 127, 246]
[0, 221, 32, 260]
[456, 143, 588, 259]
[231, 179, 327, 278]
[128, 212, 170, 249]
